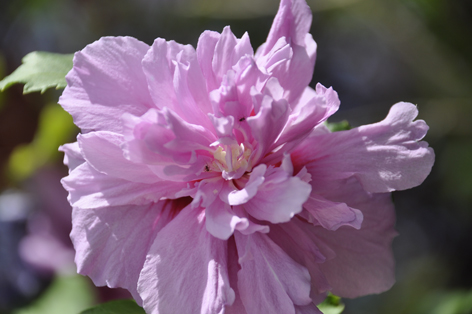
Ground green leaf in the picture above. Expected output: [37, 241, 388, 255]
[0, 51, 73, 94]
[326, 120, 351, 132]
[8, 102, 77, 181]
[317, 294, 345, 314]
[13, 275, 95, 314]
[79, 300, 146, 314]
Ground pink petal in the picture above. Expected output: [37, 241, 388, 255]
[296, 304, 323, 314]
[197, 31, 221, 92]
[234, 57, 269, 114]
[247, 89, 290, 162]
[226, 164, 266, 206]
[234, 231, 312, 313]
[303, 195, 363, 231]
[62, 162, 186, 209]
[121, 108, 215, 181]
[70, 200, 187, 304]
[243, 164, 312, 223]
[293, 102, 435, 193]
[142, 39, 213, 130]
[225, 237, 248, 314]
[212, 27, 254, 86]
[268, 221, 333, 302]
[59, 142, 84, 171]
[212, 27, 240, 83]
[138, 205, 235, 314]
[276, 84, 340, 148]
[78, 131, 161, 184]
[205, 198, 249, 240]
[302, 177, 398, 298]
[256, 0, 317, 102]
[59, 37, 154, 133]
[275, 37, 317, 102]
[262, 0, 313, 52]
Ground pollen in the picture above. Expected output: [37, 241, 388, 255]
[211, 143, 252, 173]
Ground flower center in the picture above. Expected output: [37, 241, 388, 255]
[211, 143, 252, 174]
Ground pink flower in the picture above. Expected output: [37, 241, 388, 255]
[59, 0, 434, 313]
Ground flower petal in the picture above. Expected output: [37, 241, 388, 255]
[256, 0, 317, 102]
[268, 220, 333, 302]
[59, 37, 154, 133]
[138, 205, 235, 314]
[293, 102, 435, 193]
[70, 200, 187, 304]
[197, 31, 221, 92]
[205, 198, 249, 240]
[262, 0, 313, 51]
[142, 38, 213, 129]
[59, 142, 84, 171]
[62, 162, 186, 209]
[243, 164, 312, 224]
[300, 177, 397, 297]
[234, 231, 312, 313]
[303, 195, 363, 231]
[295, 303, 323, 314]
[276, 84, 340, 148]
[247, 86, 290, 162]
[227, 164, 266, 206]
[78, 131, 161, 184]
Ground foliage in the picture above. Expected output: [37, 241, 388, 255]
[317, 294, 345, 314]
[8, 102, 76, 181]
[13, 275, 94, 314]
[79, 300, 145, 314]
[0, 51, 73, 94]
[326, 120, 351, 132]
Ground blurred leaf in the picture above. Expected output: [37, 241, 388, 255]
[0, 51, 73, 94]
[326, 120, 351, 132]
[417, 289, 472, 314]
[8, 103, 76, 181]
[13, 275, 94, 314]
[0, 52, 5, 110]
[317, 294, 345, 314]
[79, 300, 145, 314]
[440, 140, 472, 206]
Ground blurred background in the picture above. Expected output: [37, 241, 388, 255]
[0, 0, 471, 313]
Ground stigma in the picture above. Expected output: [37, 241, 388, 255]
[210, 142, 253, 179]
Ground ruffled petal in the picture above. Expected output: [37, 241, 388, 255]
[212, 27, 241, 84]
[226, 164, 266, 206]
[78, 131, 161, 184]
[142, 39, 213, 129]
[138, 205, 235, 314]
[268, 220, 332, 303]
[300, 177, 397, 298]
[247, 83, 290, 162]
[293, 102, 435, 193]
[59, 142, 84, 172]
[262, 0, 313, 51]
[70, 200, 187, 304]
[295, 303, 323, 314]
[59, 37, 154, 133]
[242, 162, 312, 224]
[276, 84, 340, 148]
[225, 237, 248, 314]
[205, 198, 249, 240]
[121, 108, 216, 181]
[234, 231, 312, 314]
[303, 195, 363, 231]
[197, 31, 221, 92]
[61, 162, 187, 209]
[256, 0, 316, 102]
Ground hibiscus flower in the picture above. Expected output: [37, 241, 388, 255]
[59, 0, 434, 313]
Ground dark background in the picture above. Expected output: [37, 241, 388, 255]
[1, 0, 471, 313]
